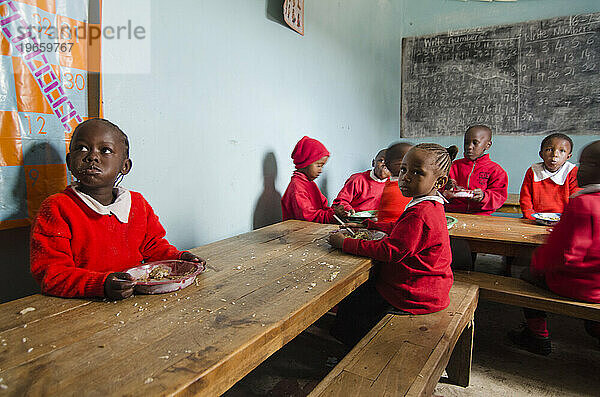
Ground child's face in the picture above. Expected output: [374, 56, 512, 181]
[576, 144, 600, 187]
[539, 137, 572, 172]
[67, 123, 131, 194]
[398, 148, 446, 198]
[464, 128, 492, 161]
[372, 150, 391, 180]
[302, 156, 328, 181]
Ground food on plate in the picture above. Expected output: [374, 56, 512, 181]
[135, 265, 195, 282]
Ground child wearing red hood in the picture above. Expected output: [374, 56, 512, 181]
[281, 136, 345, 223]
[444, 125, 508, 215]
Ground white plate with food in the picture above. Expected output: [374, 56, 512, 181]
[532, 212, 561, 226]
[126, 260, 205, 294]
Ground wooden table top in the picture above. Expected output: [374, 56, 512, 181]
[447, 212, 549, 249]
[0, 220, 372, 396]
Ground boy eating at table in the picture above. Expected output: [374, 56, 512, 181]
[30, 119, 205, 300]
[509, 140, 600, 355]
[331, 148, 390, 214]
[519, 133, 579, 220]
[444, 125, 508, 215]
[281, 136, 346, 223]
[377, 142, 413, 223]
[328, 143, 458, 346]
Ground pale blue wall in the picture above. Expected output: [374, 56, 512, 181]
[399, 0, 600, 193]
[102, 0, 403, 249]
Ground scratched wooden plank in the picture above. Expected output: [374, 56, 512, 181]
[0, 221, 371, 396]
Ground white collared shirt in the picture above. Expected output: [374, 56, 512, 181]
[531, 161, 576, 185]
[405, 191, 448, 210]
[369, 169, 388, 183]
[71, 184, 132, 223]
[389, 176, 399, 182]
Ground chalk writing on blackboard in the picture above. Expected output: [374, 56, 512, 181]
[401, 13, 600, 137]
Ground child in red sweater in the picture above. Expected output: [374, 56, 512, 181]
[519, 133, 579, 220]
[328, 143, 458, 346]
[377, 142, 413, 223]
[509, 140, 600, 355]
[445, 125, 508, 215]
[331, 148, 390, 214]
[281, 136, 345, 223]
[30, 119, 205, 300]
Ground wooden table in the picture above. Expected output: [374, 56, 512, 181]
[447, 212, 549, 257]
[0, 220, 371, 396]
[496, 193, 521, 214]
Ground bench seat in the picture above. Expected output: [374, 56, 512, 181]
[454, 270, 600, 322]
[309, 281, 479, 397]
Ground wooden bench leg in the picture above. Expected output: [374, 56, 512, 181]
[445, 319, 474, 387]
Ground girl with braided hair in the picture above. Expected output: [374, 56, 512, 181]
[328, 143, 458, 346]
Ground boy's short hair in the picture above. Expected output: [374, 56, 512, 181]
[384, 142, 413, 163]
[71, 118, 130, 158]
[466, 124, 492, 136]
[540, 133, 574, 154]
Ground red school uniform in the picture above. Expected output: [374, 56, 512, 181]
[446, 154, 508, 215]
[342, 197, 453, 314]
[377, 178, 413, 223]
[519, 162, 580, 220]
[30, 187, 184, 298]
[530, 187, 600, 303]
[332, 170, 387, 212]
[281, 171, 335, 223]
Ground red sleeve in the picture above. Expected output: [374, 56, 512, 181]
[30, 199, 108, 298]
[288, 190, 334, 223]
[567, 167, 581, 197]
[364, 219, 395, 235]
[531, 197, 591, 274]
[342, 211, 425, 263]
[519, 168, 535, 220]
[448, 163, 457, 182]
[140, 198, 183, 262]
[332, 176, 358, 211]
[478, 166, 508, 212]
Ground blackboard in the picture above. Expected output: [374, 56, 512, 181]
[401, 13, 600, 137]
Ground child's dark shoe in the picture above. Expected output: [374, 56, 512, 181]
[508, 326, 551, 356]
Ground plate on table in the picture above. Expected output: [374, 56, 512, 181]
[126, 260, 205, 294]
[344, 228, 387, 241]
[452, 190, 474, 198]
[532, 212, 561, 226]
[446, 215, 458, 230]
[347, 210, 378, 222]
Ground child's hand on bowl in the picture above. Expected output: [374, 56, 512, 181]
[470, 188, 485, 202]
[327, 230, 346, 249]
[333, 205, 348, 219]
[180, 251, 206, 266]
[104, 272, 135, 300]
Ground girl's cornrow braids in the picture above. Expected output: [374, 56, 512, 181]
[414, 143, 459, 176]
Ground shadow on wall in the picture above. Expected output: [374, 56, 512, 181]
[318, 174, 329, 202]
[253, 151, 283, 230]
[265, 0, 286, 28]
[0, 141, 64, 302]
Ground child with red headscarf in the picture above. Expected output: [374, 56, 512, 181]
[281, 136, 345, 223]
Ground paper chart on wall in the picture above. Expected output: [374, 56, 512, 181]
[0, 0, 102, 230]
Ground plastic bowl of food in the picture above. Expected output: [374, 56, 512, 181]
[532, 212, 561, 226]
[125, 260, 205, 294]
[344, 228, 387, 241]
[452, 190, 474, 198]
[446, 215, 458, 230]
[347, 210, 378, 222]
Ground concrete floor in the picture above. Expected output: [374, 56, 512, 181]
[224, 255, 600, 396]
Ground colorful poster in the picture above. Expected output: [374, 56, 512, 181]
[0, 0, 101, 230]
[284, 0, 303, 36]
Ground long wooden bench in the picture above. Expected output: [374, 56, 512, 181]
[454, 270, 600, 322]
[308, 282, 479, 397]
[496, 193, 521, 214]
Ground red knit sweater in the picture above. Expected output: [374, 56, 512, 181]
[281, 171, 334, 223]
[332, 170, 386, 212]
[519, 166, 580, 220]
[446, 154, 508, 215]
[30, 188, 184, 298]
[342, 201, 453, 314]
[531, 191, 600, 303]
[377, 179, 413, 223]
